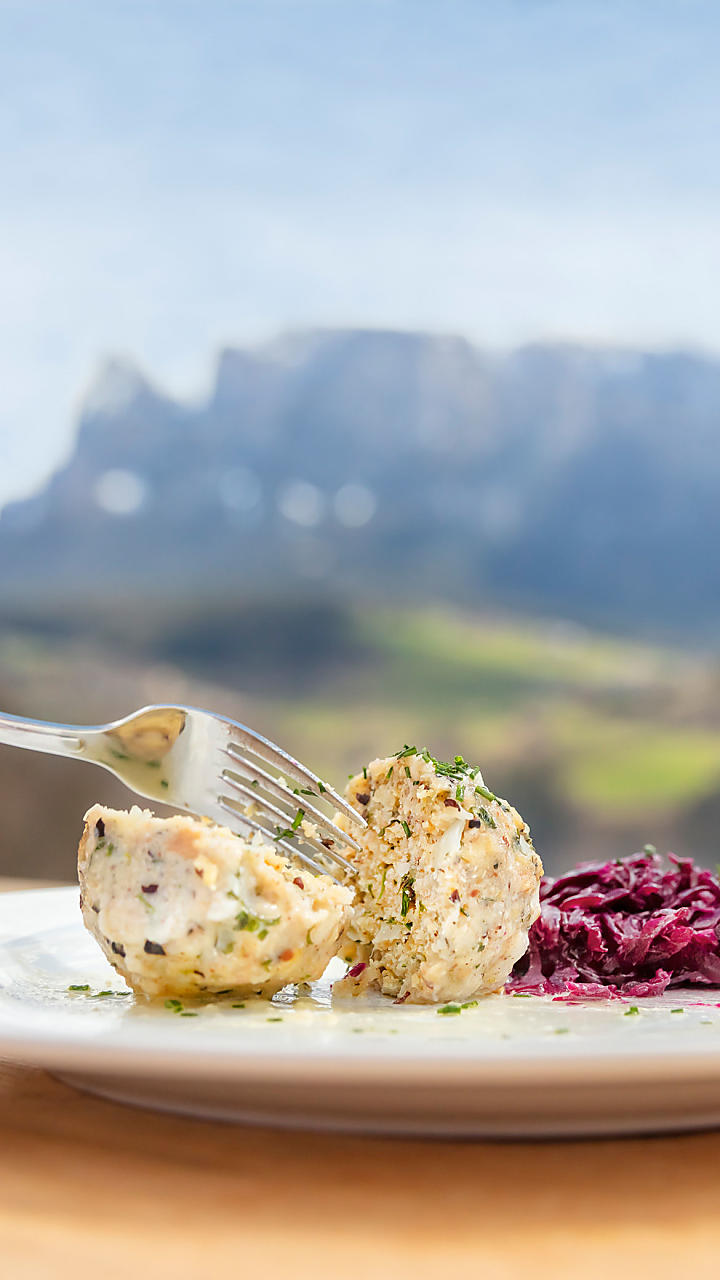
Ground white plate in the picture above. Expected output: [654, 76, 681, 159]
[2, 887, 720, 1137]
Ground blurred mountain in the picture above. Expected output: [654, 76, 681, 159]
[2, 329, 720, 638]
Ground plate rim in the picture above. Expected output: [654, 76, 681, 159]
[3, 886, 720, 1087]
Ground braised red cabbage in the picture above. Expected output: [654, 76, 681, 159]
[508, 851, 720, 999]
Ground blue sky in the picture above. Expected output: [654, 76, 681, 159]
[2, 0, 720, 506]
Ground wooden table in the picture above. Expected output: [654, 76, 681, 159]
[2, 879, 720, 1279]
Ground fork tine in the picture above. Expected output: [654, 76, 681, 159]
[220, 771, 361, 857]
[218, 797, 354, 879]
[217, 718, 362, 826]
[222, 749, 364, 850]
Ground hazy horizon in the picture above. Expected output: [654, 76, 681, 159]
[3, 0, 720, 506]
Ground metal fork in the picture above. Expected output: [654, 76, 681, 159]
[0, 705, 363, 879]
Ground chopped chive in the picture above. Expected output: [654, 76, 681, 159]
[68, 984, 90, 992]
[624, 1006, 640, 1016]
[401, 820, 411, 837]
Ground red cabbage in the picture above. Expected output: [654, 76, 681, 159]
[508, 851, 720, 1000]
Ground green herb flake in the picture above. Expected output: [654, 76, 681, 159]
[160, 779, 169, 790]
[401, 820, 411, 837]
[624, 1005, 640, 1017]
[400, 872, 416, 918]
[267, 1016, 283, 1022]
[512, 992, 530, 998]
[164, 998, 183, 1010]
[235, 910, 280, 933]
[362, 766, 368, 780]
[180, 1011, 198, 1017]
[273, 827, 295, 842]
[474, 784, 496, 802]
[404, 765, 411, 778]
[68, 984, 90, 992]
[232, 1002, 246, 1008]
[437, 1003, 462, 1016]
[670, 1008, 685, 1014]
[477, 807, 497, 829]
[554, 1027, 570, 1035]
[385, 765, 394, 781]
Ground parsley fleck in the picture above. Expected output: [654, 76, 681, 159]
[624, 1006, 640, 1017]
[437, 1000, 478, 1015]
[235, 910, 280, 933]
[670, 1008, 685, 1014]
[68, 984, 90, 992]
[400, 872, 416, 918]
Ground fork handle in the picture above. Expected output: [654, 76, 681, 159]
[0, 711, 84, 758]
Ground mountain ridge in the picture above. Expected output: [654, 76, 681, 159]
[2, 328, 719, 640]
